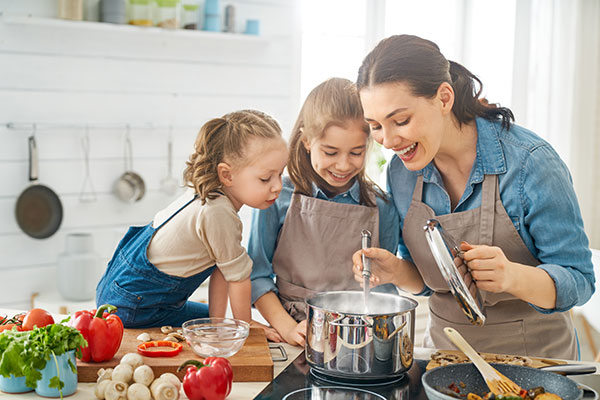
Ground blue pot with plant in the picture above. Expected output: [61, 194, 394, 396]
[0, 320, 87, 399]
[35, 350, 78, 397]
[0, 374, 33, 393]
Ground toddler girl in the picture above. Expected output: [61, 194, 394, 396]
[96, 110, 288, 328]
[248, 78, 400, 345]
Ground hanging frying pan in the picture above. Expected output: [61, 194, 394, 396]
[15, 136, 63, 239]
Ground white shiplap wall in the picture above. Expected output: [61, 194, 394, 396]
[0, 0, 301, 309]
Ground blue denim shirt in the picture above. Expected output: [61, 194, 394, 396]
[387, 117, 595, 313]
[249, 176, 400, 304]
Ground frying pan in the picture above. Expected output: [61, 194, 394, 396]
[15, 136, 63, 239]
[422, 362, 598, 400]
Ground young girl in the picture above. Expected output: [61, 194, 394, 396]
[248, 78, 401, 345]
[96, 110, 288, 328]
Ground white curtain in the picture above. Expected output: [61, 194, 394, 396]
[511, 0, 600, 248]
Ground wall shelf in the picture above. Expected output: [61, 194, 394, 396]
[0, 15, 268, 43]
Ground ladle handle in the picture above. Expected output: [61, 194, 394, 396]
[361, 229, 372, 277]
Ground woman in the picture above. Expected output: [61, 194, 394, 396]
[352, 34, 595, 359]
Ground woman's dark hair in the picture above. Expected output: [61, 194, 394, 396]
[357, 34, 514, 130]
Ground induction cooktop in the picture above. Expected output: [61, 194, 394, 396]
[254, 352, 429, 400]
[254, 352, 600, 400]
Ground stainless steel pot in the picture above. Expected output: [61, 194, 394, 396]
[305, 290, 418, 381]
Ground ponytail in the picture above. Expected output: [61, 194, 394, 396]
[449, 61, 514, 131]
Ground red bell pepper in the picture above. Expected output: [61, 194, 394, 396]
[71, 304, 124, 362]
[177, 358, 233, 400]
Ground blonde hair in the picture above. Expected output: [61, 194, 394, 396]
[183, 109, 282, 203]
[288, 77, 386, 207]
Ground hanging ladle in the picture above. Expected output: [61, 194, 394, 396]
[79, 126, 97, 203]
[160, 126, 178, 196]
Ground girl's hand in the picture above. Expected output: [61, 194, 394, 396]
[352, 247, 400, 288]
[250, 320, 284, 343]
[460, 242, 517, 293]
[282, 320, 307, 346]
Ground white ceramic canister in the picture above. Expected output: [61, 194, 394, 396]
[57, 233, 98, 301]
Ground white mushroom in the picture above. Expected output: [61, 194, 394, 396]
[133, 365, 154, 386]
[127, 383, 152, 400]
[150, 381, 179, 400]
[104, 381, 128, 400]
[97, 368, 113, 383]
[149, 378, 166, 393]
[112, 363, 134, 384]
[161, 325, 173, 334]
[94, 379, 111, 399]
[136, 332, 152, 342]
[120, 352, 144, 370]
[158, 373, 181, 391]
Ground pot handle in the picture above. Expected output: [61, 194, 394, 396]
[269, 343, 288, 362]
[330, 315, 372, 328]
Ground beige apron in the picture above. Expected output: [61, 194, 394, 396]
[403, 174, 577, 359]
[272, 192, 380, 321]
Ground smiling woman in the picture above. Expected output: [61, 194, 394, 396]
[351, 34, 595, 360]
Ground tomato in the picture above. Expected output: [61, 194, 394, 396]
[0, 324, 22, 332]
[22, 308, 54, 330]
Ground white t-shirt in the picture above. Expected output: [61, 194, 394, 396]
[147, 189, 252, 282]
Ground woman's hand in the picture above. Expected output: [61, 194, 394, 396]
[250, 320, 284, 343]
[460, 242, 517, 293]
[352, 247, 401, 288]
[282, 320, 307, 346]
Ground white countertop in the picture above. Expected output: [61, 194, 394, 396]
[1, 307, 599, 399]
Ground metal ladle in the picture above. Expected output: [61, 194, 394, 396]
[361, 229, 372, 313]
[160, 127, 178, 196]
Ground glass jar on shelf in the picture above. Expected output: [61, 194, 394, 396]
[129, 0, 152, 26]
[155, 0, 179, 29]
[181, 0, 200, 30]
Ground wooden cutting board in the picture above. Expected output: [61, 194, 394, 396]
[426, 349, 567, 370]
[77, 327, 273, 382]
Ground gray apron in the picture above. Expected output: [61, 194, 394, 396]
[272, 192, 380, 321]
[403, 174, 577, 359]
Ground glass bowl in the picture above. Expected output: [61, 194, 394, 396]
[182, 318, 250, 358]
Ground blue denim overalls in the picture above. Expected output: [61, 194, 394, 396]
[96, 195, 216, 328]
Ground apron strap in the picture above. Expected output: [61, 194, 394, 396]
[479, 175, 497, 245]
[156, 194, 199, 231]
[412, 174, 424, 202]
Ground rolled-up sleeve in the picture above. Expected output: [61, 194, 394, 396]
[248, 196, 287, 304]
[521, 145, 595, 313]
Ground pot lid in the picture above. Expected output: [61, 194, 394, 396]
[423, 219, 486, 326]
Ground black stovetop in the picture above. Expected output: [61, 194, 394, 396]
[254, 352, 429, 400]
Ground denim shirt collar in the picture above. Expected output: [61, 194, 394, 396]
[420, 117, 507, 187]
[312, 179, 361, 203]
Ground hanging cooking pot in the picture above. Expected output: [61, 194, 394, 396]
[305, 290, 417, 382]
[114, 130, 145, 203]
[15, 136, 63, 239]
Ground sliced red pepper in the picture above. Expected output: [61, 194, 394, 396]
[137, 340, 183, 357]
